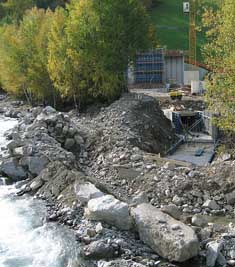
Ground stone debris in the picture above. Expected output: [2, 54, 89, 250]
[3, 94, 235, 267]
[85, 195, 133, 230]
[74, 182, 104, 205]
[191, 214, 208, 228]
[81, 240, 120, 260]
[131, 203, 199, 262]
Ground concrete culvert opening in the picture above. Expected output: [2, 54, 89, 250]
[180, 111, 202, 131]
[164, 109, 219, 166]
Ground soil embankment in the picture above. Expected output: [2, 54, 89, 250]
[1, 93, 235, 267]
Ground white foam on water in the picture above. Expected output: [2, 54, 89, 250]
[0, 116, 87, 267]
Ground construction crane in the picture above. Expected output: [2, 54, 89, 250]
[183, 0, 197, 69]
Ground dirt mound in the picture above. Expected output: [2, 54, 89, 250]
[81, 93, 176, 155]
[69, 93, 177, 201]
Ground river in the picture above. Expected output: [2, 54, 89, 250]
[0, 117, 90, 267]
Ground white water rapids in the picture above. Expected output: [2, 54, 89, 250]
[0, 117, 91, 267]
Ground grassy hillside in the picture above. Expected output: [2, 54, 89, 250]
[150, 0, 218, 62]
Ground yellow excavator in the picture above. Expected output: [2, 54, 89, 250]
[169, 90, 183, 100]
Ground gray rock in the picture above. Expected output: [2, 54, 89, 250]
[191, 215, 208, 228]
[85, 195, 133, 230]
[30, 179, 44, 191]
[81, 240, 119, 260]
[12, 147, 24, 157]
[68, 127, 77, 137]
[206, 241, 224, 267]
[130, 192, 148, 206]
[172, 195, 183, 206]
[203, 200, 220, 210]
[62, 125, 69, 135]
[43, 106, 56, 114]
[7, 140, 23, 151]
[74, 134, 84, 145]
[226, 191, 235, 205]
[161, 204, 182, 220]
[1, 158, 27, 181]
[64, 138, 75, 150]
[131, 203, 199, 262]
[26, 156, 49, 176]
[95, 223, 103, 234]
[188, 171, 200, 178]
[227, 260, 235, 266]
[220, 153, 231, 162]
[130, 154, 142, 161]
[163, 162, 176, 171]
[74, 182, 104, 204]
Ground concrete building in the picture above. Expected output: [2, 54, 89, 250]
[164, 50, 184, 85]
[129, 49, 185, 86]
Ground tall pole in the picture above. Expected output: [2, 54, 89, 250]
[189, 0, 197, 69]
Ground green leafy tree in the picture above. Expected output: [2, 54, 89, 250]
[0, 24, 26, 96]
[0, 8, 56, 104]
[202, 0, 235, 130]
[66, 0, 151, 103]
[47, 7, 81, 108]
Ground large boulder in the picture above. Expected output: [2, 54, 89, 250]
[0, 158, 27, 181]
[131, 203, 199, 262]
[85, 195, 133, 230]
[74, 182, 104, 204]
[25, 156, 49, 176]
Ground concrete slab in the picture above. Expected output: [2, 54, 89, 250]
[187, 132, 214, 143]
[167, 142, 214, 166]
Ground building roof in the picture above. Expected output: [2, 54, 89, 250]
[165, 50, 184, 57]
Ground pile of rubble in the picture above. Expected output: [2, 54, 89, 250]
[3, 93, 235, 267]
[74, 93, 177, 200]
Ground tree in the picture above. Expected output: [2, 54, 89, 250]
[0, 8, 56, 104]
[47, 7, 80, 108]
[0, 24, 26, 97]
[202, 0, 235, 130]
[65, 0, 151, 103]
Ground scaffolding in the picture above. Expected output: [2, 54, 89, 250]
[134, 49, 165, 84]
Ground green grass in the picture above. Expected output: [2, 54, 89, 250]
[149, 0, 217, 62]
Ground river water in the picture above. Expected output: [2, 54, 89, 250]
[0, 117, 90, 267]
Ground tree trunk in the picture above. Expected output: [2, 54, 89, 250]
[23, 85, 31, 106]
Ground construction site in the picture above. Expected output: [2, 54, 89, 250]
[127, 0, 218, 167]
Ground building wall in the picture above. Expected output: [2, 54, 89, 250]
[184, 70, 200, 85]
[164, 55, 184, 85]
[131, 49, 184, 86]
[184, 63, 209, 80]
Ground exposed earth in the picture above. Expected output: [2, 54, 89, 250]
[1, 93, 235, 267]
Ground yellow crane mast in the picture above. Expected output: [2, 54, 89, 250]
[183, 1, 197, 68]
[189, 0, 197, 68]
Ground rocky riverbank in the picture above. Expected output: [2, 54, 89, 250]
[1, 93, 235, 267]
